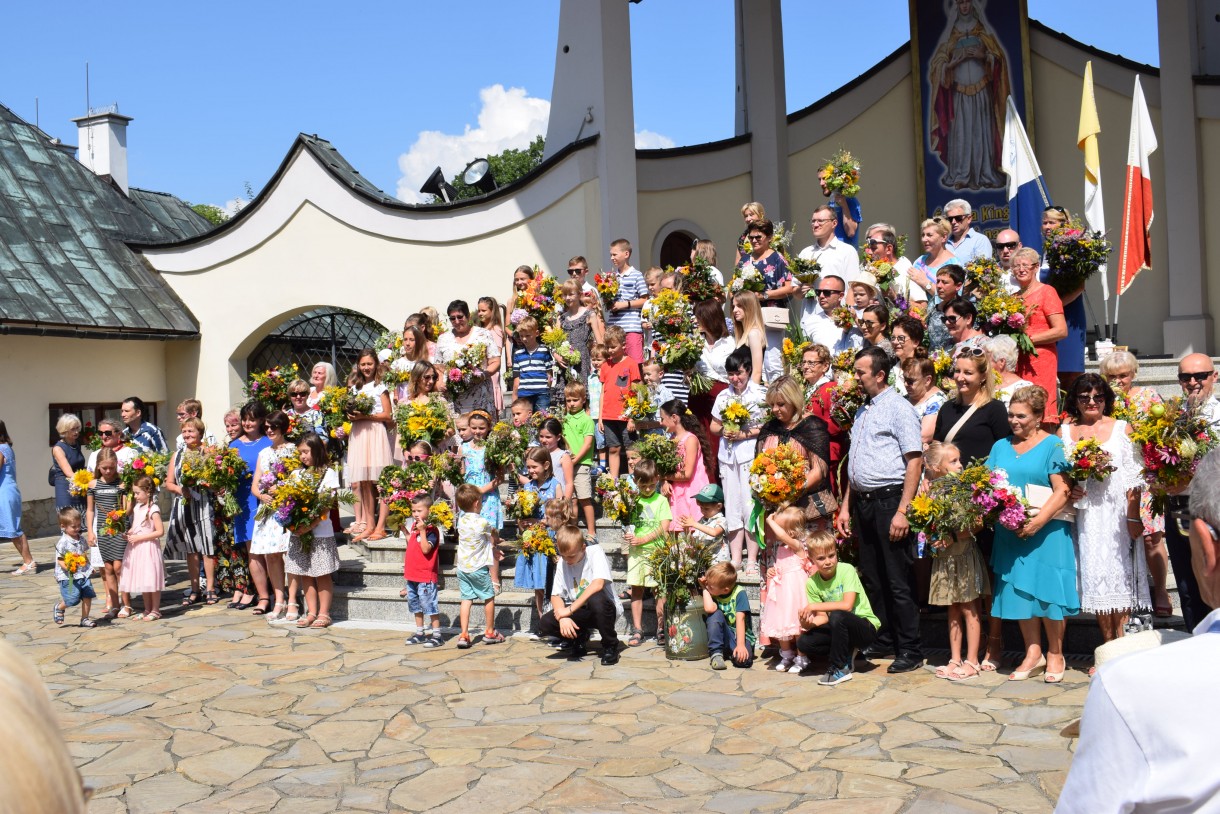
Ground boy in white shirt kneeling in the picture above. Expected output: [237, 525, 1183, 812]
[539, 525, 622, 665]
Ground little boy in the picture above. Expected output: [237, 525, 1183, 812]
[599, 326, 642, 479]
[403, 494, 443, 647]
[680, 484, 728, 564]
[562, 382, 597, 537]
[700, 561, 755, 670]
[710, 346, 768, 573]
[628, 360, 674, 438]
[52, 508, 96, 628]
[511, 316, 553, 413]
[797, 531, 880, 686]
[454, 484, 505, 648]
[538, 525, 621, 665]
[623, 458, 670, 646]
[587, 343, 607, 473]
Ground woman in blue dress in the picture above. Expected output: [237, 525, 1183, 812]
[50, 414, 87, 512]
[985, 385, 1079, 684]
[228, 402, 271, 608]
[0, 421, 35, 575]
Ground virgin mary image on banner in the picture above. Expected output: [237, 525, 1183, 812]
[928, 0, 1010, 190]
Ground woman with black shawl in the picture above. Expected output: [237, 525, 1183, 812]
[755, 375, 833, 527]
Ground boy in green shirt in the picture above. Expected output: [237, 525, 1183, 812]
[623, 458, 670, 646]
[798, 531, 880, 686]
[699, 561, 755, 670]
[562, 381, 597, 539]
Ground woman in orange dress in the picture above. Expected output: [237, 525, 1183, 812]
[1012, 248, 1067, 429]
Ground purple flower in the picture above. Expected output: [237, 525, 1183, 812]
[510, 308, 528, 325]
[998, 504, 1026, 530]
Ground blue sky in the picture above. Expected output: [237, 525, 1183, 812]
[0, 1, 1158, 210]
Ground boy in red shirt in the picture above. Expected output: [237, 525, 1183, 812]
[404, 494, 443, 647]
[598, 326, 642, 479]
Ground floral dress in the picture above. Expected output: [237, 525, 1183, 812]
[515, 477, 560, 590]
[461, 441, 502, 530]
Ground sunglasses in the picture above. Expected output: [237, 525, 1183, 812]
[866, 238, 891, 248]
[947, 214, 968, 223]
[405, 454, 428, 462]
[747, 234, 767, 242]
[1076, 393, 1106, 403]
[942, 315, 960, 324]
[1179, 371, 1213, 383]
[1046, 205, 1067, 215]
[996, 241, 1019, 250]
[956, 346, 986, 358]
[567, 268, 586, 276]
[290, 392, 308, 399]
[815, 288, 842, 297]
[100, 430, 117, 437]
[903, 377, 918, 387]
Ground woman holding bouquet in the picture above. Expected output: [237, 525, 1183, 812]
[1060, 374, 1149, 648]
[437, 300, 499, 416]
[910, 218, 957, 296]
[739, 219, 794, 308]
[1011, 248, 1067, 428]
[346, 349, 393, 542]
[691, 299, 734, 431]
[985, 386, 1078, 683]
[757, 376, 832, 527]
[801, 345, 846, 494]
[227, 402, 271, 608]
[1041, 206, 1086, 390]
[249, 411, 295, 618]
[165, 419, 218, 606]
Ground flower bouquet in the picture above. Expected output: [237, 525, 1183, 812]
[976, 289, 1035, 355]
[719, 397, 753, 435]
[257, 448, 302, 495]
[443, 342, 488, 401]
[514, 271, 561, 327]
[374, 330, 404, 364]
[831, 306, 856, 331]
[831, 349, 856, 375]
[485, 421, 530, 472]
[428, 499, 455, 532]
[676, 255, 723, 303]
[594, 271, 620, 311]
[504, 488, 541, 523]
[245, 364, 299, 411]
[61, 551, 88, 576]
[644, 532, 720, 611]
[181, 444, 250, 519]
[348, 391, 376, 417]
[633, 433, 680, 478]
[931, 349, 955, 392]
[394, 396, 451, 449]
[430, 449, 465, 488]
[284, 413, 310, 442]
[909, 469, 990, 550]
[821, 149, 861, 198]
[964, 464, 1031, 532]
[69, 469, 93, 498]
[828, 375, 866, 428]
[255, 469, 354, 552]
[749, 442, 808, 509]
[384, 356, 413, 388]
[1043, 222, 1112, 297]
[595, 474, 640, 526]
[377, 462, 435, 529]
[317, 386, 353, 443]
[622, 383, 657, 422]
[869, 261, 898, 295]
[652, 332, 705, 376]
[790, 256, 822, 293]
[964, 257, 1005, 296]
[1130, 397, 1220, 512]
[541, 326, 581, 374]
[781, 337, 811, 376]
[521, 524, 556, 560]
[730, 265, 765, 295]
[101, 509, 128, 537]
[1065, 438, 1116, 485]
[642, 290, 696, 336]
[118, 448, 170, 492]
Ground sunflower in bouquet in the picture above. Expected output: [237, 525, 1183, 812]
[443, 342, 488, 401]
[118, 447, 170, 492]
[245, 364, 298, 411]
[430, 448, 464, 488]
[976, 289, 1035, 355]
[749, 443, 808, 509]
[428, 499, 455, 531]
[317, 386, 353, 442]
[781, 337, 811, 376]
[676, 255, 723, 303]
[820, 149, 861, 198]
[1043, 220, 1112, 298]
[906, 491, 948, 550]
[1065, 438, 1116, 485]
[69, 469, 93, 498]
[595, 474, 640, 526]
[394, 396, 452, 448]
[485, 421, 530, 472]
[719, 397, 754, 435]
[633, 433, 680, 478]
[730, 265, 765, 295]
[61, 551, 88, 576]
[1130, 397, 1220, 512]
[504, 488, 541, 522]
[828, 375, 866, 429]
[594, 270, 620, 311]
[521, 524, 556, 560]
[622, 383, 657, 422]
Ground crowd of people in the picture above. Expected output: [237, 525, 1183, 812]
[1, 193, 1212, 688]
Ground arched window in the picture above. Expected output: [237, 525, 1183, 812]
[246, 307, 386, 379]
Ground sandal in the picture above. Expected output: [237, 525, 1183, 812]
[266, 603, 286, 621]
[935, 660, 963, 679]
[492, 582, 502, 596]
[117, 605, 134, 618]
[250, 598, 272, 616]
[11, 560, 36, 575]
[296, 613, 316, 629]
[947, 661, 980, 682]
[482, 630, 505, 644]
[456, 633, 472, 649]
[618, 588, 632, 601]
[310, 615, 332, 629]
[204, 591, 219, 605]
[282, 603, 300, 622]
[52, 604, 65, 625]
[980, 636, 1003, 672]
[626, 631, 643, 647]
[143, 611, 162, 622]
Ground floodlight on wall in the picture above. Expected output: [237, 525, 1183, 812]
[420, 166, 458, 203]
[462, 158, 497, 194]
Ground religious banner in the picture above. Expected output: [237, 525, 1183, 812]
[910, 0, 1035, 239]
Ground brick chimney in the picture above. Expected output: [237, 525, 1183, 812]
[72, 105, 132, 194]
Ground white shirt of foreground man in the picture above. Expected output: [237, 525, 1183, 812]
[1054, 448, 1220, 814]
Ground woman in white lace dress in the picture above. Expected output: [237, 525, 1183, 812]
[1061, 374, 1150, 652]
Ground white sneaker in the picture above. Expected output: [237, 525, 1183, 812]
[788, 656, 810, 674]
[774, 657, 794, 672]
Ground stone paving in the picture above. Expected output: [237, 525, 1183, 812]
[4, 535, 1085, 813]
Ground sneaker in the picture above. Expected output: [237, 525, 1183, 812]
[552, 639, 573, 651]
[422, 633, 444, 648]
[819, 666, 854, 686]
[79, 618, 96, 628]
[569, 642, 588, 660]
[527, 630, 540, 641]
[788, 656, 810, 674]
[456, 634, 472, 649]
[774, 657, 794, 672]
[405, 632, 427, 646]
[710, 653, 727, 671]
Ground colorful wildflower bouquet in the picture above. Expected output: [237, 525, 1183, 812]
[256, 469, 354, 551]
[284, 413, 310, 443]
[634, 433, 680, 478]
[257, 448, 302, 496]
[384, 356, 413, 388]
[504, 488, 541, 523]
[594, 270, 620, 311]
[831, 350, 856, 375]
[828, 375, 866, 429]
[61, 551, 88, 576]
[348, 391, 376, 417]
[645, 531, 720, 611]
[394, 396, 452, 449]
[642, 289, 695, 336]
[750, 443, 808, 509]
[781, 337, 812, 377]
[118, 448, 169, 493]
[521, 524, 556, 559]
[430, 448, 464, 488]
[965, 464, 1032, 532]
[1065, 438, 1116, 485]
[964, 257, 1005, 295]
[377, 462, 435, 529]
[541, 326, 581, 376]
[622, 383, 657, 422]
[1043, 221, 1112, 297]
[931, 349, 955, 392]
[869, 261, 899, 296]
[730, 264, 765, 295]
[908, 469, 989, 550]
[1130, 397, 1220, 512]
[821, 149, 861, 198]
[428, 499, 455, 532]
[719, 397, 754, 435]
[790, 256, 822, 292]
[831, 307, 856, 331]
[676, 255, 723, 303]
[595, 474, 640, 526]
[180, 444, 250, 519]
[655, 334, 706, 387]
[514, 270, 561, 328]
[245, 364, 298, 411]
[101, 509, 128, 537]
[977, 288, 1035, 355]
[317, 386, 353, 443]
[69, 469, 93, 498]
[442, 342, 488, 401]
[374, 330, 404, 364]
[485, 422, 530, 472]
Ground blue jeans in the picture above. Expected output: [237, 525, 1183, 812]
[523, 391, 550, 413]
[405, 580, 439, 616]
[58, 577, 97, 607]
[705, 609, 754, 667]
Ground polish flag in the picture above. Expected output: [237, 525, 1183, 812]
[1117, 76, 1157, 296]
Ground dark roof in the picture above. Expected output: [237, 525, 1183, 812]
[1029, 19, 1158, 76]
[128, 187, 213, 240]
[0, 102, 198, 337]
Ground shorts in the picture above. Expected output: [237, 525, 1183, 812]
[602, 419, 628, 450]
[58, 577, 97, 607]
[624, 332, 644, 364]
[626, 545, 657, 588]
[573, 464, 593, 500]
[405, 580, 439, 616]
[458, 567, 495, 601]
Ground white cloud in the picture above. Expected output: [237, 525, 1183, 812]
[221, 197, 247, 217]
[634, 129, 675, 150]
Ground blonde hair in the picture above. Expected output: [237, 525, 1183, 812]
[605, 326, 626, 347]
[555, 524, 585, 555]
[731, 291, 766, 346]
[564, 381, 588, 406]
[517, 316, 539, 335]
[921, 217, 951, 240]
[55, 413, 81, 435]
[923, 441, 959, 476]
[741, 201, 766, 222]
[545, 498, 577, 526]
[772, 506, 807, 540]
[805, 529, 837, 557]
[765, 375, 807, 418]
[1099, 350, 1139, 379]
[1010, 384, 1048, 415]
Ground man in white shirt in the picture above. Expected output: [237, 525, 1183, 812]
[538, 527, 621, 665]
[994, 228, 1023, 293]
[798, 274, 864, 355]
[944, 199, 992, 264]
[798, 205, 861, 329]
[863, 223, 927, 314]
[1055, 446, 1220, 813]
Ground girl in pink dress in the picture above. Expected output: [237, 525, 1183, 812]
[119, 476, 165, 621]
[659, 401, 714, 532]
[764, 506, 816, 674]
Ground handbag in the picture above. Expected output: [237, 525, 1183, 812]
[761, 306, 790, 330]
[1025, 483, 1076, 523]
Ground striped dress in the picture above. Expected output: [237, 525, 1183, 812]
[88, 480, 127, 563]
[165, 450, 218, 559]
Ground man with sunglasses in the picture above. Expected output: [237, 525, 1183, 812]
[798, 205, 861, 331]
[943, 199, 991, 264]
[797, 274, 864, 355]
[863, 223, 927, 315]
[992, 228, 1022, 293]
[1056, 448, 1220, 813]
[566, 255, 596, 297]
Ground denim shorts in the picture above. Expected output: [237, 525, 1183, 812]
[58, 577, 97, 607]
[458, 567, 495, 601]
[406, 580, 439, 616]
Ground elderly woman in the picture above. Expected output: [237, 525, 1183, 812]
[801, 344, 846, 494]
[902, 357, 948, 446]
[436, 299, 500, 415]
[739, 218, 796, 309]
[50, 413, 86, 512]
[986, 334, 1033, 406]
[307, 362, 340, 409]
[859, 304, 893, 358]
[985, 386, 1078, 683]
[910, 216, 957, 297]
[1041, 206, 1086, 390]
[1100, 350, 1172, 617]
[1061, 374, 1149, 654]
[1012, 247, 1067, 428]
[944, 298, 987, 355]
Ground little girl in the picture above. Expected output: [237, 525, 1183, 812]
[119, 476, 165, 621]
[85, 448, 128, 619]
[659, 400, 715, 532]
[346, 348, 393, 543]
[284, 433, 342, 629]
[462, 411, 502, 590]
[536, 418, 574, 502]
[923, 441, 991, 682]
[517, 448, 562, 623]
[763, 506, 817, 674]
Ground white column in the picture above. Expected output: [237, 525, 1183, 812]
[544, 0, 639, 255]
[734, 0, 790, 221]
[1158, 0, 1213, 355]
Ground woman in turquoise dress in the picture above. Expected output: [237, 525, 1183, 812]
[985, 385, 1079, 684]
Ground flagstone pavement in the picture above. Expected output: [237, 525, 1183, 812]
[4, 536, 1084, 813]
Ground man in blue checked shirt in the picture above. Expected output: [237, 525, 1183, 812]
[121, 396, 167, 454]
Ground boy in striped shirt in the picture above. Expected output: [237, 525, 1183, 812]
[511, 316, 553, 413]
